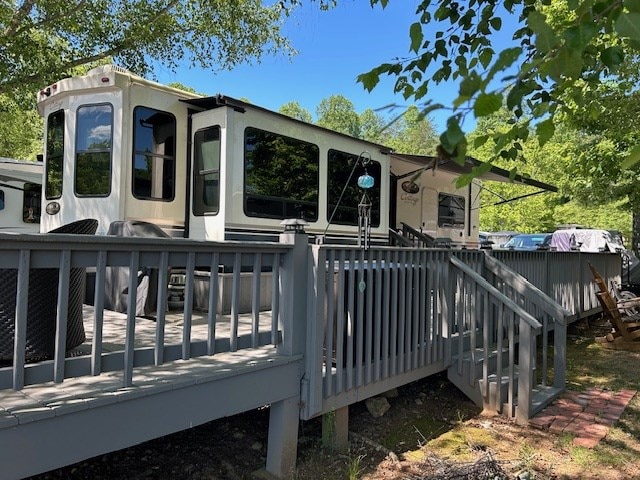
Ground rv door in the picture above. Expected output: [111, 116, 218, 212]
[188, 109, 228, 241]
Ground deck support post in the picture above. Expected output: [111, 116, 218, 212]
[266, 396, 300, 478]
[322, 406, 349, 450]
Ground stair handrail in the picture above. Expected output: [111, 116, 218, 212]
[388, 228, 414, 247]
[450, 256, 542, 330]
[483, 253, 571, 325]
[400, 222, 435, 247]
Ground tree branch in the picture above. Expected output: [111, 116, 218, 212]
[4, 0, 36, 37]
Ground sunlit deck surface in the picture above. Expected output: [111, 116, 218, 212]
[0, 306, 283, 427]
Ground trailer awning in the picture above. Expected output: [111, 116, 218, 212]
[391, 154, 557, 192]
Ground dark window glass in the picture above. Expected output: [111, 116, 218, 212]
[327, 150, 381, 227]
[193, 126, 221, 215]
[244, 127, 319, 221]
[132, 107, 176, 201]
[75, 104, 112, 196]
[45, 110, 64, 199]
[0, 190, 4, 211]
[22, 183, 41, 223]
[438, 193, 465, 227]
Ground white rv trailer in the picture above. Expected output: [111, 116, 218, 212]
[36, 65, 556, 246]
[36, 65, 391, 243]
[0, 157, 42, 232]
[389, 153, 558, 248]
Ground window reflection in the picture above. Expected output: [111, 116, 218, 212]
[132, 107, 176, 201]
[75, 104, 112, 196]
[45, 110, 64, 199]
[244, 127, 319, 221]
[327, 150, 381, 227]
[193, 126, 221, 215]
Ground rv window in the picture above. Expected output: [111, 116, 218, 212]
[45, 110, 64, 200]
[244, 127, 319, 221]
[22, 183, 41, 223]
[438, 193, 465, 227]
[0, 190, 4, 210]
[193, 126, 221, 215]
[327, 150, 381, 227]
[132, 107, 176, 201]
[75, 104, 113, 196]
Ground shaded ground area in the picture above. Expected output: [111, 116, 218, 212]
[28, 319, 640, 480]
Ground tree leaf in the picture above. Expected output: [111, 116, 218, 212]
[615, 13, 640, 40]
[625, 0, 640, 13]
[621, 144, 640, 169]
[357, 71, 381, 92]
[410, 22, 423, 53]
[474, 92, 503, 117]
[527, 11, 560, 54]
[440, 117, 465, 155]
[601, 46, 625, 69]
[564, 22, 598, 50]
[536, 118, 555, 146]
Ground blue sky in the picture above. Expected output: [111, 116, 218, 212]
[155, 1, 460, 131]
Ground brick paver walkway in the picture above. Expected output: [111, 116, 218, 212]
[529, 388, 637, 448]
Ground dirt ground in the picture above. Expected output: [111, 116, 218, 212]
[28, 320, 640, 480]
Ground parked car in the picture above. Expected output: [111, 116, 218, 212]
[502, 233, 552, 251]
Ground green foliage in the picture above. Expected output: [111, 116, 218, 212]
[361, 0, 640, 173]
[316, 95, 361, 137]
[0, 1, 296, 105]
[0, 95, 43, 159]
[279, 102, 313, 123]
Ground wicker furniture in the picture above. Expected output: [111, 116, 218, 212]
[0, 219, 98, 361]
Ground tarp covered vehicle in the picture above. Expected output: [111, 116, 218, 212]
[550, 229, 624, 253]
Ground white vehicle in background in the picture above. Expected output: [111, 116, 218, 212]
[0, 157, 42, 232]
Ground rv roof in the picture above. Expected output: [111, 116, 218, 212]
[391, 153, 557, 192]
[0, 158, 43, 184]
[181, 94, 394, 154]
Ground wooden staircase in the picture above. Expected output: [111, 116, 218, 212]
[446, 255, 570, 423]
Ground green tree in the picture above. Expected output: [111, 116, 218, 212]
[359, 0, 640, 169]
[279, 101, 313, 123]
[316, 95, 361, 137]
[385, 105, 438, 155]
[0, 1, 296, 104]
[0, 95, 43, 159]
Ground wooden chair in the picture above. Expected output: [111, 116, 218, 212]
[588, 262, 640, 350]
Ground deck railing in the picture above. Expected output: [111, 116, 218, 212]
[303, 245, 453, 419]
[489, 250, 621, 319]
[0, 232, 291, 391]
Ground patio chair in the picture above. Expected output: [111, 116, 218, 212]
[588, 262, 640, 350]
[0, 218, 98, 361]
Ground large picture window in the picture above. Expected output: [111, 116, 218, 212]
[327, 150, 381, 227]
[438, 193, 465, 227]
[45, 110, 64, 200]
[193, 126, 221, 215]
[75, 104, 112, 196]
[244, 127, 319, 221]
[132, 107, 176, 201]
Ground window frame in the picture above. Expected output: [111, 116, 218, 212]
[131, 106, 177, 202]
[326, 149, 382, 227]
[192, 125, 221, 216]
[74, 103, 113, 197]
[437, 192, 466, 228]
[45, 109, 65, 200]
[243, 126, 320, 222]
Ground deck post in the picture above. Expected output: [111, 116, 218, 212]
[263, 221, 309, 477]
[266, 396, 300, 478]
[321, 406, 349, 450]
